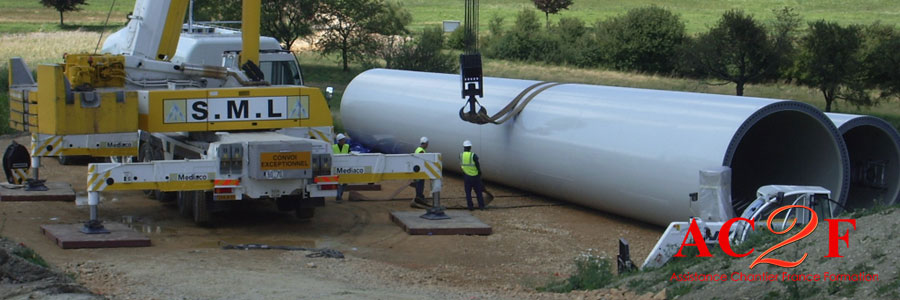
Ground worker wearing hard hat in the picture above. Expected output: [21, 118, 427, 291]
[412, 136, 429, 207]
[461, 140, 486, 210]
[333, 133, 350, 203]
[333, 133, 350, 154]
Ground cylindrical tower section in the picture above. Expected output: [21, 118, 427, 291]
[828, 113, 900, 208]
[341, 69, 849, 225]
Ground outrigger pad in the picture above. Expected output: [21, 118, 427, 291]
[0, 182, 74, 202]
[41, 223, 150, 249]
[390, 210, 491, 235]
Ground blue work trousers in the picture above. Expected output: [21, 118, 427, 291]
[464, 175, 485, 210]
[414, 180, 425, 200]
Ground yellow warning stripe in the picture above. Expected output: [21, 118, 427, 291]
[48, 137, 63, 156]
[58, 147, 138, 157]
[338, 172, 431, 183]
[312, 128, 329, 141]
[423, 161, 439, 179]
[87, 170, 111, 191]
[32, 136, 63, 156]
[101, 180, 213, 192]
[12, 169, 28, 184]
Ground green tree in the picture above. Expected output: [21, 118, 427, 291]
[370, 1, 411, 36]
[593, 6, 686, 73]
[190, 0, 319, 50]
[533, 0, 573, 30]
[683, 10, 777, 96]
[769, 7, 802, 81]
[373, 1, 412, 68]
[796, 20, 869, 112]
[40, 0, 86, 26]
[190, 0, 240, 22]
[862, 24, 900, 101]
[317, 0, 408, 71]
[261, 0, 320, 50]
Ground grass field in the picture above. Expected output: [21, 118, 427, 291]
[3, 0, 898, 34]
[397, 0, 900, 33]
[294, 52, 900, 130]
[0, 0, 131, 33]
[2, 1, 899, 133]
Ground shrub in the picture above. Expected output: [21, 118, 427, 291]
[590, 6, 686, 73]
[12, 245, 49, 268]
[385, 26, 456, 73]
[539, 254, 615, 293]
[551, 17, 588, 65]
[446, 27, 466, 50]
[1, 64, 9, 93]
[484, 8, 544, 61]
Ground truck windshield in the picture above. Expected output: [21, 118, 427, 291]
[260, 60, 301, 85]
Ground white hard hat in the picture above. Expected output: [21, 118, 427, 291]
[420, 136, 429, 144]
[336, 133, 347, 141]
[463, 140, 472, 147]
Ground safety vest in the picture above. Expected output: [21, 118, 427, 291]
[333, 143, 349, 154]
[460, 151, 479, 176]
[415, 147, 426, 154]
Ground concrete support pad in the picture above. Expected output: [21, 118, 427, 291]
[40, 222, 151, 249]
[0, 182, 75, 202]
[390, 210, 492, 235]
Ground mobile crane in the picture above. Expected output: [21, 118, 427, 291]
[7, 0, 443, 231]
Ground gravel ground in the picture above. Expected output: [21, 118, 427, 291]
[0, 135, 664, 299]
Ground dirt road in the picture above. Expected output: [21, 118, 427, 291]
[0, 135, 663, 299]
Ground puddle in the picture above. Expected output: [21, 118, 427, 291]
[117, 216, 318, 248]
[120, 216, 179, 235]
[195, 238, 317, 249]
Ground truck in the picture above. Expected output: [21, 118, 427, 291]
[6, 0, 443, 231]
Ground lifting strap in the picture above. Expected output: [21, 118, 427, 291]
[459, 81, 566, 125]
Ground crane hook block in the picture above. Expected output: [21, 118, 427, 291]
[460, 53, 483, 99]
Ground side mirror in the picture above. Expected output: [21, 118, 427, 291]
[325, 86, 334, 101]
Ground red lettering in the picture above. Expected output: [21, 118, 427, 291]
[750, 205, 817, 268]
[674, 219, 713, 258]
[720, 217, 754, 258]
[824, 219, 856, 258]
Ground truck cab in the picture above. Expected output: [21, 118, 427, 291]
[102, 23, 304, 86]
[174, 25, 303, 86]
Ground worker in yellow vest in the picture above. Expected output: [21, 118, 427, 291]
[333, 133, 349, 202]
[333, 133, 350, 154]
[461, 140, 485, 210]
[412, 136, 429, 206]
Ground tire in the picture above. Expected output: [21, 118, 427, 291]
[177, 191, 193, 217]
[139, 142, 175, 202]
[192, 191, 212, 226]
[295, 207, 315, 219]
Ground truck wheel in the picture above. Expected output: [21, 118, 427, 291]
[139, 142, 175, 202]
[296, 207, 315, 219]
[192, 191, 212, 226]
[177, 191, 193, 217]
